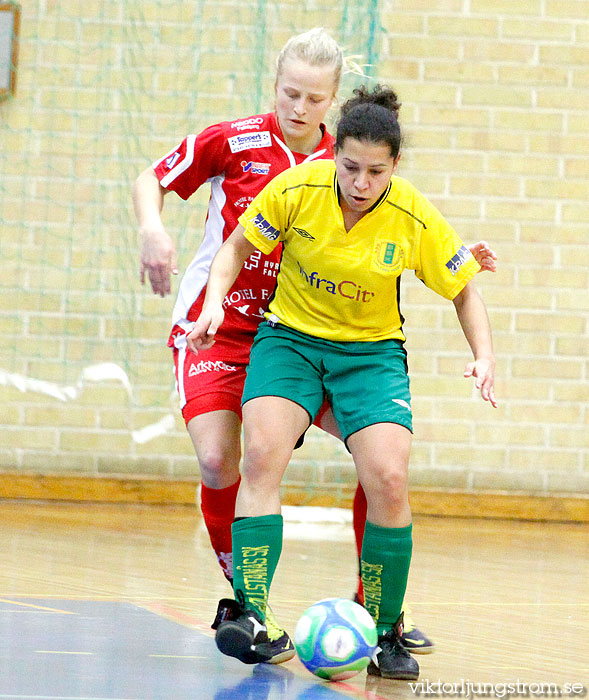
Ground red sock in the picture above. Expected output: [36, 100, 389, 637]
[352, 482, 368, 604]
[200, 477, 241, 582]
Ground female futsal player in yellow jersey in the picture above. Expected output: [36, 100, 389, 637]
[187, 84, 496, 679]
[136, 28, 497, 662]
[188, 84, 496, 680]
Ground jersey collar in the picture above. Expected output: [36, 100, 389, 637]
[270, 112, 332, 157]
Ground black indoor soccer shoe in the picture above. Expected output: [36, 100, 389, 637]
[401, 607, 435, 654]
[214, 598, 274, 665]
[211, 597, 242, 630]
[263, 604, 296, 664]
[212, 598, 295, 664]
[354, 593, 434, 655]
[367, 612, 420, 681]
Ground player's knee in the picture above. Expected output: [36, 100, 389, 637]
[242, 441, 289, 483]
[366, 468, 409, 511]
[198, 448, 241, 488]
[243, 442, 276, 472]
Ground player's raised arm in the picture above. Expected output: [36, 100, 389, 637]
[452, 281, 497, 407]
[186, 225, 257, 354]
[133, 166, 178, 297]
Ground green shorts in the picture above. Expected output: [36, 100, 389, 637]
[242, 323, 412, 444]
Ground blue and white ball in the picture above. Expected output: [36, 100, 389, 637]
[294, 598, 377, 681]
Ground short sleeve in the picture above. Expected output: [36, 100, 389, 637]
[152, 123, 228, 200]
[238, 173, 290, 254]
[414, 200, 481, 299]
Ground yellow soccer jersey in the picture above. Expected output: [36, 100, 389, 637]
[239, 159, 480, 342]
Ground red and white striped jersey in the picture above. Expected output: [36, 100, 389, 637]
[152, 112, 335, 354]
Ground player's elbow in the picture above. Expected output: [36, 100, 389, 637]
[134, 167, 163, 194]
[452, 280, 478, 310]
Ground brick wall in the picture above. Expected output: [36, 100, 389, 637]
[1, 1, 587, 498]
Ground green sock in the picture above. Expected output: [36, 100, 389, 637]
[361, 521, 413, 635]
[231, 514, 283, 620]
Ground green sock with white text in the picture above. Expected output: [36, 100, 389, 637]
[361, 521, 413, 635]
[231, 513, 283, 620]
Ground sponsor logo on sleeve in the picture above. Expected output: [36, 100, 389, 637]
[252, 213, 280, 241]
[241, 160, 271, 175]
[165, 152, 181, 169]
[445, 245, 472, 276]
[228, 131, 272, 153]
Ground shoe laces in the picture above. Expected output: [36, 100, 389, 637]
[402, 606, 415, 633]
[264, 605, 286, 642]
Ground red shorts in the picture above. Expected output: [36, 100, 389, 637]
[173, 340, 249, 425]
[173, 336, 331, 431]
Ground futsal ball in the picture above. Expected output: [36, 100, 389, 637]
[294, 598, 377, 681]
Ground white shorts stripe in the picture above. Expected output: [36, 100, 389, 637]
[176, 344, 187, 408]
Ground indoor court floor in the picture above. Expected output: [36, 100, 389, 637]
[0, 501, 586, 700]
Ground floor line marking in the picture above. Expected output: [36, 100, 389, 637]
[149, 654, 206, 659]
[5, 594, 584, 607]
[0, 694, 137, 700]
[0, 610, 72, 614]
[0, 598, 77, 614]
[35, 651, 94, 655]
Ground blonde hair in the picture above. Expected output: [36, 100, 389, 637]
[276, 28, 344, 91]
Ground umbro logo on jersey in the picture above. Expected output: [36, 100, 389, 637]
[165, 152, 181, 169]
[293, 227, 315, 241]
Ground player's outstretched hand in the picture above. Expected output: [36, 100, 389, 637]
[469, 241, 497, 273]
[140, 226, 179, 297]
[186, 305, 225, 355]
[464, 357, 497, 407]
